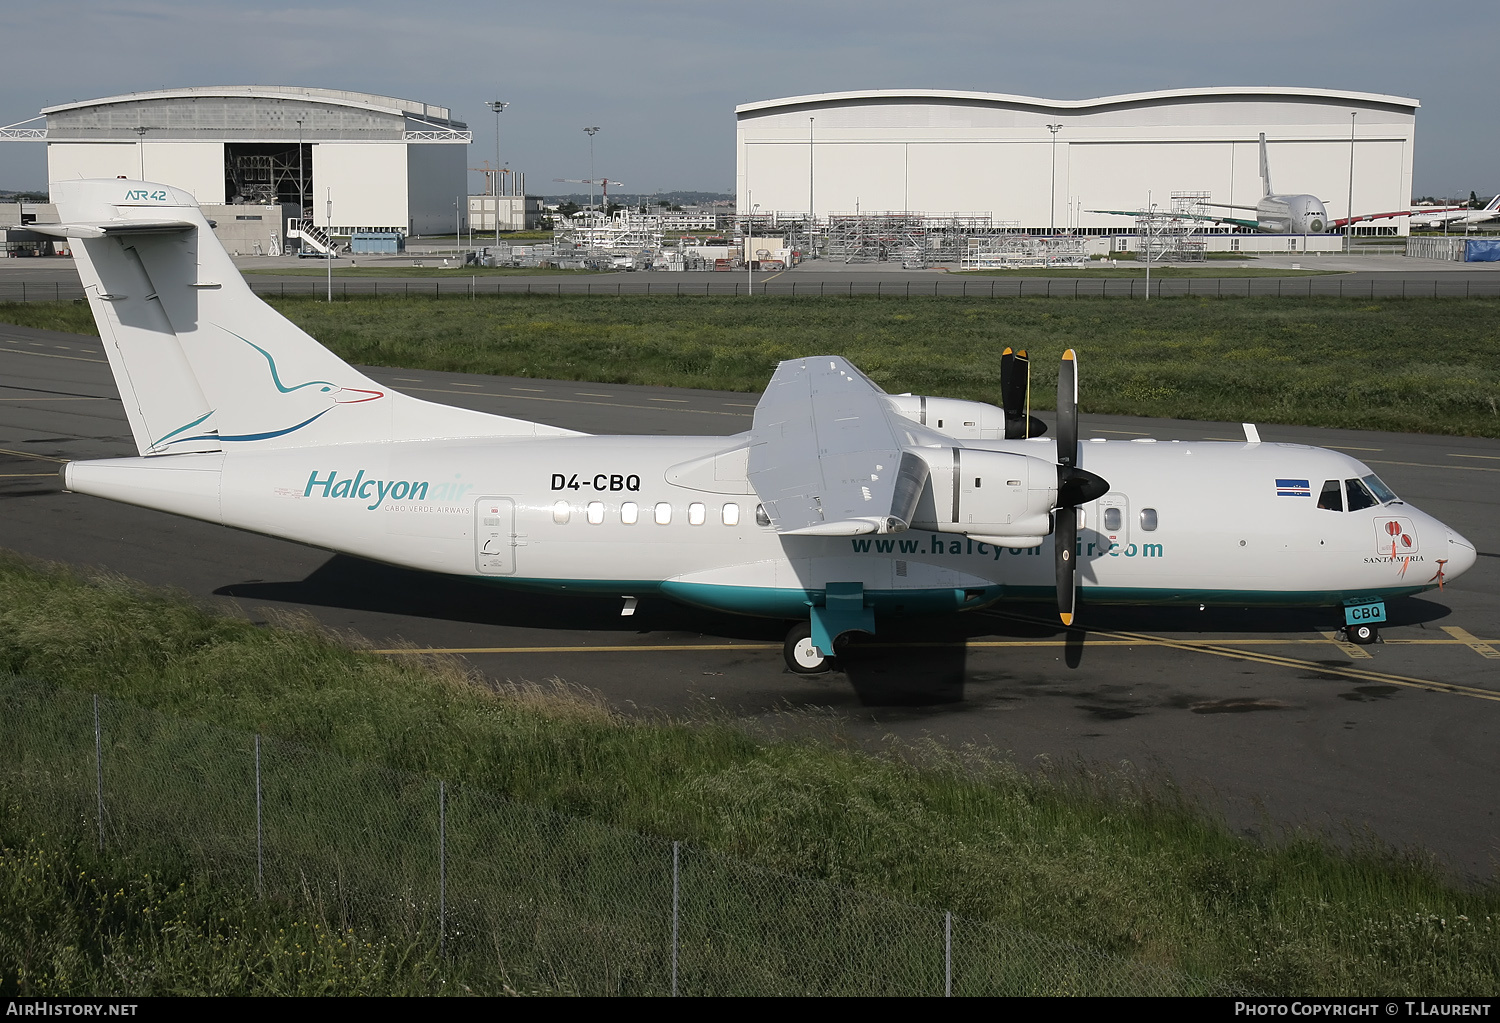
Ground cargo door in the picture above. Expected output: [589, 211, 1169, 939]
[475, 498, 517, 575]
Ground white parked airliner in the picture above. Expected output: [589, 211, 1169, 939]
[39, 180, 1476, 673]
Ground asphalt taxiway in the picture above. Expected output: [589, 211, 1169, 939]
[3, 321, 1498, 877]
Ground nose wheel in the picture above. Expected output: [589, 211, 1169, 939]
[1346, 623, 1379, 645]
[784, 621, 834, 674]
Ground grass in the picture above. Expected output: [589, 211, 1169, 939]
[0, 835, 461, 996]
[953, 266, 1331, 277]
[2, 293, 1498, 437]
[2, 549, 1499, 994]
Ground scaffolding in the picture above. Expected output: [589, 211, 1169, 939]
[552, 210, 664, 267]
[960, 235, 1089, 270]
[1134, 192, 1211, 263]
[822, 212, 1010, 265]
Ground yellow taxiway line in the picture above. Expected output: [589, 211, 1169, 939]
[369, 627, 1500, 705]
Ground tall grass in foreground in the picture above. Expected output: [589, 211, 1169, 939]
[3, 295, 1498, 436]
[1, 549, 1498, 994]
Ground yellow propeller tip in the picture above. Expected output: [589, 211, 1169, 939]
[1002, 346, 1013, 356]
[1059, 612, 1074, 626]
[1062, 349, 1076, 362]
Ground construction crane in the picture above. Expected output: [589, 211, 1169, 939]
[470, 161, 516, 197]
[554, 178, 623, 212]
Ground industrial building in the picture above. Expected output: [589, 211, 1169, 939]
[4, 86, 472, 243]
[736, 87, 1420, 235]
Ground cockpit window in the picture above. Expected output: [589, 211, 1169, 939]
[1317, 480, 1343, 511]
[1345, 478, 1378, 512]
[1363, 474, 1398, 504]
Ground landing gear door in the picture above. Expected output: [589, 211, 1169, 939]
[1095, 493, 1128, 555]
[476, 498, 517, 575]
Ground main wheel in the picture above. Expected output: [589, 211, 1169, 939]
[1346, 623, 1379, 645]
[783, 621, 833, 674]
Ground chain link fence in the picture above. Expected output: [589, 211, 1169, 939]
[0, 676, 1231, 995]
[3, 274, 1500, 304]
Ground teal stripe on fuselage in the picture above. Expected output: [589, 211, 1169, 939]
[469, 575, 1436, 619]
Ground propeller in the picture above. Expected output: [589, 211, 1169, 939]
[1053, 349, 1110, 626]
[1000, 347, 1048, 439]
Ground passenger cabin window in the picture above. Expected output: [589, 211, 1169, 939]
[586, 501, 604, 525]
[1139, 508, 1158, 531]
[1102, 507, 1122, 531]
[621, 502, 638, 525]
[1346, 478, 1378, 512]
[552, 500, 571, 524]
[1317, 480, 1343, 511]
[722, 503, 740, 526]
[688, 502, 706, 526]
[654, 502, 672, 525]
[755, 504, 771, 527]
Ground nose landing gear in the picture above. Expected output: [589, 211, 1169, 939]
[1346, 623, 1379, 645]
[784, 621, 834, 674]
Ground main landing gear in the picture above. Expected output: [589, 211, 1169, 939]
[1345, 623, 1380, 645]
[783, 621, 834, 674]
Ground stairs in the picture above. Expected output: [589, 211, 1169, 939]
[287, 218, 337, 256]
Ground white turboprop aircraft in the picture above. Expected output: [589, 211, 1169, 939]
[38, 180, 1477, 673]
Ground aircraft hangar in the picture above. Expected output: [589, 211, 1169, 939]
[32, 86, 470, 239]
[736, 87, 1420, 234]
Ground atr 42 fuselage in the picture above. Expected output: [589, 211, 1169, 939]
[65, 432, 1474, 619]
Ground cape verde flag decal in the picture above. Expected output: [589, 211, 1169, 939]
[1275, 478, 1312, 498]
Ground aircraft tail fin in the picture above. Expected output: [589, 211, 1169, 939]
[46, 179, 579, 457]
[1258, 133, 1273, 198]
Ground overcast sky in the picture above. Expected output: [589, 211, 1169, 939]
[2, 0, 1494, 198]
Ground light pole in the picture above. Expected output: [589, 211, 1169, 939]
[135, 125, 147, 179]
[325, 187, 334, 302]
[1046, 124, 1063, 237]
[808, 116, 816, 261]
[487, 100, 508, 252]
[583, 127, 601, 212]
[808, 116, 815, 220]
[1345, 112, 1356, 254]
[295, 116, 305, 255]
[747, 196, 758, 294]
[1144, 190, 1153, 302]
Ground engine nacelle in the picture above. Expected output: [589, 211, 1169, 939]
[908, 447, 1056, 539]
[884, 395, 1006, 440]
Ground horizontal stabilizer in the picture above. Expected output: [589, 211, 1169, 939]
[28, 220, 195, 239]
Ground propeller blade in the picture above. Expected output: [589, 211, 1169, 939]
[1001, 348, 1028, 439]
[1055, 507, 1078, 626]
[1057, 349, 1078, 470]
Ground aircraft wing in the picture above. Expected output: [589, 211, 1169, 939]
[747, 356, 928, 536]
[1332, 208, 1463, 229]
[1087, 209, 1259, 230]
